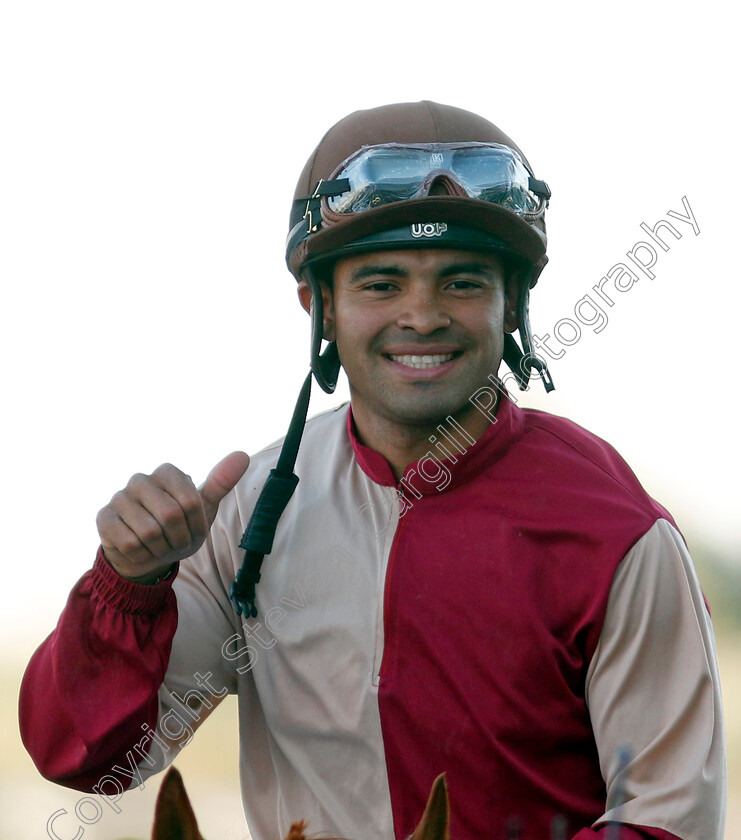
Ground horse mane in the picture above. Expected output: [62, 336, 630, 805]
[284, 821, 310, 840]
[283, 822, 349, 840]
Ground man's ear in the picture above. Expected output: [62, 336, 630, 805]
[297, 278, 336, 342]
[503, 275, 522, 335]
[296, 279, 313, 315]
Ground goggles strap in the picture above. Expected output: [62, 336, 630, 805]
[528, 177, 551, 201]
[300, 178, 350, 234]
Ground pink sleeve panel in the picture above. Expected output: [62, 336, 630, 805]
[18, 548, 178, 791]
[584, 520, 726, 840]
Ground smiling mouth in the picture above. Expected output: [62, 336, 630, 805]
[385, 352, 459, 370]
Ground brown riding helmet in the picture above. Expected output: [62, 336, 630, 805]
[286, 100, 550, 285]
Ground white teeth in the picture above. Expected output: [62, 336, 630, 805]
[389, 353, 455, 369]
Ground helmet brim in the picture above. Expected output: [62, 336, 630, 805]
[288, 195, 546, 279]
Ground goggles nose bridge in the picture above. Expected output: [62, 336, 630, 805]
[420, 169, 470, 199]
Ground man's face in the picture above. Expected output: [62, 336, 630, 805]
[312, 248, 518, 433]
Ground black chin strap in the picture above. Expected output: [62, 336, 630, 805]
[230, 265, 343, 617]
[229, 319, 340, 618]
[229, 372, 312, 618]
[503, 268, 555, 394]
[308, 273, 341, 393]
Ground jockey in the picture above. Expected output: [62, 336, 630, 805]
[20, 102, 726, 840]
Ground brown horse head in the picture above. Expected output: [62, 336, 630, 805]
[151, 767, 204, 840]
[409, 775, 450, 840]
[148, 768, 450, 840]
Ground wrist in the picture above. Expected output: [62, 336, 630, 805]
[124, 564, 178, 586]
[99, 547, 178, 586]
[92, 547, 179, 614]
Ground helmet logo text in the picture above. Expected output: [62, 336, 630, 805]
[411, 223, 448, 239]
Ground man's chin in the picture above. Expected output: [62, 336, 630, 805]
[379, 398, 476, 430]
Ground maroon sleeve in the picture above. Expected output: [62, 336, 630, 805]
[19, 547, 179, 792]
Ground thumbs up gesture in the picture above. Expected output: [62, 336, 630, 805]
[96, 452, 250, 583]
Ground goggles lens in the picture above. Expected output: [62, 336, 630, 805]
[328, 143, 542, 216]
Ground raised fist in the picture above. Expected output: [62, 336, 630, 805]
[96, 451, 250, 582]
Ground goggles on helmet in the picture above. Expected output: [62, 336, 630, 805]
[324, 142, 550, 219]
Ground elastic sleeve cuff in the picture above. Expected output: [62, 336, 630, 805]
[90, 546, 179, 614]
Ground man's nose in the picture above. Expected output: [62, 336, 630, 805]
[395, 286, 452, 333]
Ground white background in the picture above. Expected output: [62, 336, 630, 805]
[1, 1, 739, 836]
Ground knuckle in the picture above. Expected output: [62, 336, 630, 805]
[159, 501, 185, 527]
[118, 533, 145, 556]
[137, 522, 164, 547]
[153, 463, 186, 482]
[126, 472, 149, 491]
[168, 532, 191, 551]
[109, 489, 128, 507]
[179, 494, 203, 518]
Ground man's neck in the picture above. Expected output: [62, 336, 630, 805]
[350, 400, 497, 481]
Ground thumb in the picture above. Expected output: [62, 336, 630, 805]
[199, 451, 250, 525]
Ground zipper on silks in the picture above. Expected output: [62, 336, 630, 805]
[372, 486, 407, 686]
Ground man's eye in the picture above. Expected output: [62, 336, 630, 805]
[365, 281, 397, 292]
[447, 279, 482, 290]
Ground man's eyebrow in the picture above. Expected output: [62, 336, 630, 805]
[346, 260, 501, 284]
[349, 265, 407, 283]
[438, 262, 500, 278]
